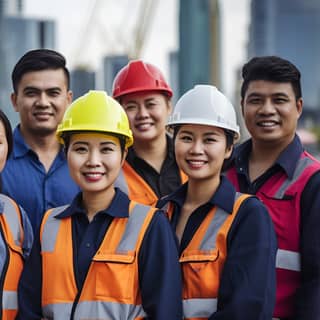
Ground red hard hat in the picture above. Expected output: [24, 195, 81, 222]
[112, 60, 173, 99]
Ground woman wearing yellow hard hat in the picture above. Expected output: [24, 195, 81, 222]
[157, 85, 277, 319]
[17, 90, 182, 319]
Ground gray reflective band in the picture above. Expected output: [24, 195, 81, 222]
[272, 318, 280, 320]
[0, 194, 22, 246]
[276, 249, 301, 271]
[274, 157, 313, 199]
[117, 203, 151, 253]
[3, 290, 17, 310]
[43, 302, 73, 319]
[41, 205, 69, 252]
[200, 192, 242, 251]
[74, 300, 146, 319]
[114, 169, 129, 195]
[183, 298, 217, 318]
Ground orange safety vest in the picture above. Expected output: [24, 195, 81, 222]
[166, 193, 250, 319]
[0, 194, 25, 320]
[115, 161, 188, 206]
[40, 201, 157, 319]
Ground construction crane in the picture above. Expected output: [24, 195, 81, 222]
[71, 0, 159, 67]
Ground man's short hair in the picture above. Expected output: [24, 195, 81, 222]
[241, 56, 302, 100]
[12, 49, 70, 92]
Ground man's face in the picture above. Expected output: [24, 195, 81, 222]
[242, 80, 302, 146]
[11, 69, 72, 137]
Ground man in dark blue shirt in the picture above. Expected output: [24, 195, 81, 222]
[2, 49, 79, 232]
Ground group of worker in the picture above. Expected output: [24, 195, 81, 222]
[0, 48, 318, 320]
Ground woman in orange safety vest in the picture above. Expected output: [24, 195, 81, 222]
[112, 60, 187, 205]
[157, 85, 277, 319]
[0, 109, 33, 320]
[17, 90, 182, 320]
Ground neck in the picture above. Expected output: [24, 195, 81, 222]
[249, 135, 294, 181]
[133, 135, 167, 172]
[20, 127, 61, 172]
[82, 188, 115, 222]
[186, 176, 220, 207]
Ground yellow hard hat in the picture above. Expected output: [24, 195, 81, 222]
[57, 90, 133, 147]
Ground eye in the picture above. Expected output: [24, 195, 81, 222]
[101, 146, 115, 154]
[274, 98, 288, 104]
[74, 146, 88, 154]
[179, 134, 192, 142]
[204, 137, 216, 143]
[146, 101, 157, 108]
[247, 98, 261, 105]
[24, 90, 37, 97]
[48, 89, 61, 97]
[124, 104, 137, 112]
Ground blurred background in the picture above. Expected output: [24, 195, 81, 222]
[0, 0, 320, 155]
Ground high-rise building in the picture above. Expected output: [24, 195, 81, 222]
[178, 0, 222, 96]
[248, 0, 320, 120]
[0, 0, 55, 126]
[71, 68, 96, 100]
[103, 55, 129, 96]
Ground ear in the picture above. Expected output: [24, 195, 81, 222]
[121, 148, 128, 165]
[240, 99, 245, 117]
[67, 90, 73, 105]
[225, 144, 233, 160]
[296, 98, 303, 118]
[11, 93, 19, 112]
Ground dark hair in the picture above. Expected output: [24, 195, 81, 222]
[12, 49, 70, 92]
[0, 109, 13, 159]
[241, 56, 302, 100]
[62, 131, 127, 156]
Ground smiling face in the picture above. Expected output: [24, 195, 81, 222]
[242, 80, 302, 147]
[67, 133, 126, 196]
[174, 124, 232, 183]
[11, 69, 72, 137]
[121, 92, 171, 143]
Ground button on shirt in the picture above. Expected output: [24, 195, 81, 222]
[1, 126, 80, 232]
[232, 135, 320, 319]
[17, 188, 182, 320]
[158, 176, 277, 319]
[126, 135, 182, 198]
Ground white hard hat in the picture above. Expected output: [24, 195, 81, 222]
[168, 85, 240, 142]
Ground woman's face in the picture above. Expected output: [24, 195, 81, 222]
[67, 132, 126, 195]
[0, 120, 9, 172]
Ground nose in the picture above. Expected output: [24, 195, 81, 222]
[189, 139, 204, 155]
[136, 104, 149, 119]
[86, 149, 101, 167]
[35, 92, 51, 108]
[258, 98, 276, 115]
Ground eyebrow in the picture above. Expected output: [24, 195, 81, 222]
[72, 141, 117, 146]
[23, 86, 62, 93]
[179, 130, 220, 136]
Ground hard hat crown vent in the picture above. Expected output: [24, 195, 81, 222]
[168, 85, 240, 142]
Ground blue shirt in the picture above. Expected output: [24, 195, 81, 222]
[158, 176, 277, 320]
[1, 126, 80, 232]
[231, 135, 320, 319]
[17, 188, 182, 320]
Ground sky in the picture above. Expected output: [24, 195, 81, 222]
[24, 0, 250, 98]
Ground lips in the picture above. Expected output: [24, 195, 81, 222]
[256, 120, 279, 127]
[135, 122, 153, 130]
[83, 172, 105, 182]
[186, 159, 207, 169]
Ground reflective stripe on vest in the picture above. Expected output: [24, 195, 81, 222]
[273, 157, 313, 199]
[42, 203, 152, 319]
[2, 290, 17, 310]
[276, 249, 300, 272]
[180, 192, 250, 319]
[0, 194, 24, 319]
[183, 298, 218, 318]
